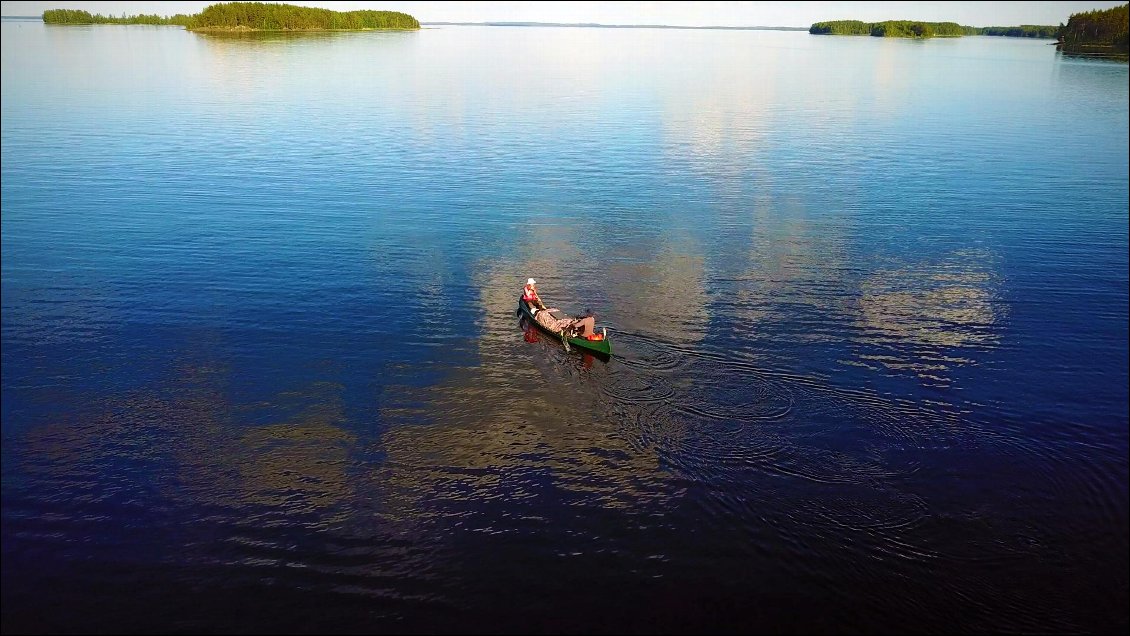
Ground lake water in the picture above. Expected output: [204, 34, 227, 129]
[2, 20, 1127, 633]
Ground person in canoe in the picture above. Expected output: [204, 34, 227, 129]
[523, 278, 596, 337]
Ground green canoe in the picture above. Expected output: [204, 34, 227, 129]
[517, 298, 612, 358]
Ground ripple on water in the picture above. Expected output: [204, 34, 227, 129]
[672, 371, 794, 424]
[607, 330, 693, 373]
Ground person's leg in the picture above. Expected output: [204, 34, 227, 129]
[536, 310, 557, 331]
[575, 316, 595, 337]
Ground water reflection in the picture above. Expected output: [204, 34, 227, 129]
[15, 346, 357, 530]
[659, 34, 783, 182]
[850, 249, 1004, 383]
[606, 242, 708, 346]
[195, 26, 418, 111]
[195, 30, 362, 44]
[730, 193, 856, 347]
[374, 259, 669, 532]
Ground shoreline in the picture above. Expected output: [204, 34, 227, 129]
[188, 25, 418, 32]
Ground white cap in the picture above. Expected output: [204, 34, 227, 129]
[527, 278, 536, 285]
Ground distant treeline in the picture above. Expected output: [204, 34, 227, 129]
[809, 19, 1060, 39]
[981, 25, 1061, 38]
[1057, 3, 1129, 55]
[42, 2, 419, 31]
[42, 9, 193, 25]
[810, 20, 969, 37]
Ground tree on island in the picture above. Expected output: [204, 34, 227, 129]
[43, 9, 193, 25]
[1057, 3, 1129, 54]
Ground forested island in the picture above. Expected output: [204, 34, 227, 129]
[809, 20, 1059, 38]
[42, 2, 420, 31]
[810, 20, 971, 37]
[1057, 3, 1129, 56]
[810, 3, 1127, 48]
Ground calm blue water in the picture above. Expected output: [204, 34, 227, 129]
[2, 21, 1127, 633]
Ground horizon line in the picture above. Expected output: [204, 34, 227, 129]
[421, 21, 810, 30]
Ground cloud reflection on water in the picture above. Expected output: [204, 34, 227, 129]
[849, 249, 1004, 384]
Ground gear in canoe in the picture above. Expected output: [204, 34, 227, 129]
[518, 278, 611, 357]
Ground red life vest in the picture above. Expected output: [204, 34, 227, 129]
[523, 285, 539, 303]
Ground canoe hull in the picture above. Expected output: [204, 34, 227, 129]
[517, 299, 612, 358]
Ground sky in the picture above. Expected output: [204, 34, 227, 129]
[1, 1, 1125, 27]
